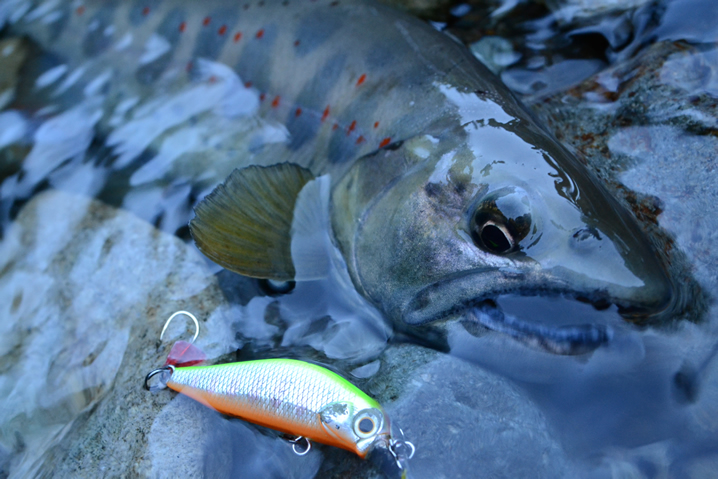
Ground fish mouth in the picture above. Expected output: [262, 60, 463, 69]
[460, 302, 614, 355]
[400, 268, 673, 355]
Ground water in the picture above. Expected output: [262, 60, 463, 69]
[1, 0, 717, 477]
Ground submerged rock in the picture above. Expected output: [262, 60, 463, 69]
[0, 189, 236, 477]
[372, 344, 573, 479]
[0, 38, 27, 111]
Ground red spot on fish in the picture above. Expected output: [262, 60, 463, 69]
[294, 40, 300, 46]
[208, 76, 217, 84]
[295, 107, 302, 117]
[356, 135, 365, 145]
[271, 96, 281, 108]
[142, 6, 150, 15]
[179, 21, 187, 32]
[347, 120, 357, 135]
[260, 93, 266, 101]
[234, 32, 243, 42]
[356, 74, 366, 86]
[218, 25, 227, 35]
[76, 5, 85, 15]
[373, 121, 379, 129]
[321, 106, 330, 122]
[244, 81, 252, 88]
[203, 17, 211, 26]
[256, 29, 264, 39]
[332, 123, 339, 130]
[379, 137, 392, 148]
[185, 61, 193, 72]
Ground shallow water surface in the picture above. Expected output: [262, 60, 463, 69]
[0, 0, 717, 477]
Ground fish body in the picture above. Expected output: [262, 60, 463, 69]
[1, 0, 677, 346]
[164, 359, 390, 457]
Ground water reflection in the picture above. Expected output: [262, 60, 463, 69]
[0, 0, 717, 477]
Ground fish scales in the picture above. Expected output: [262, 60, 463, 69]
[166, 359, 382, 451]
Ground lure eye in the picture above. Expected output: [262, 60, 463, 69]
[470, 187, 532, 255]
[359, 418, 374, 433]
[353, 408, 383, 439]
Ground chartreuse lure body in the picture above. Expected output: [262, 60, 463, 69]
[152, 358, 391, 458]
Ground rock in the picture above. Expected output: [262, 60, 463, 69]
[0, 38, 27, 110]
[367, 344, 572, 479]
[0, 189, 238, 477]
[0, 189, 397, 478]
[147, 395, 323, 479]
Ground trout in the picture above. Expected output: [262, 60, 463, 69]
[0, 0, 676, 351]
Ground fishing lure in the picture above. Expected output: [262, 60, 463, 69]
[145, 312, 414, 465]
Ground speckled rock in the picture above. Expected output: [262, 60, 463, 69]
[0, 189, 238, 477]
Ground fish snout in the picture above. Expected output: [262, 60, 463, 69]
[559, 224, 674, 322]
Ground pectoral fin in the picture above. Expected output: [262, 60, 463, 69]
[190, 163, 315, 280]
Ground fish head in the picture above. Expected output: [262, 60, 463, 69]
[318, 401, 391, 457]
[331, 92, 674, 333]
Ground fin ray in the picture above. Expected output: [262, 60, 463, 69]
[190, 163, 315, 279]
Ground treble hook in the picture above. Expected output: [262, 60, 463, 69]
[288, 436, 312, 456]
[160, 310, 200, 343]
[388, 430, 415, 470]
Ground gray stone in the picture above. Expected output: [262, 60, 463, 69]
[368, 344, 573, 479]
[0, 189, 238, 477]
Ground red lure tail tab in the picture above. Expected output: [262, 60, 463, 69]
[164, 340, 207, 367]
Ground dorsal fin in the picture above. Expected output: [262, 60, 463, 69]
[190, 163, 315, 280]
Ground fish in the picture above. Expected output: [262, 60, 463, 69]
[144, 357, 412, 461]
[0, 0, 677, 351]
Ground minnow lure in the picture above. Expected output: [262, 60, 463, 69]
[146, 359, 403, 459]
[144, 312, 413, 463]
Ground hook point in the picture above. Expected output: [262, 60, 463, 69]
[160, 310, 200, 343]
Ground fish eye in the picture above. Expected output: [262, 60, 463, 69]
[471, 188, 532, 255]
[353, 408, 383, 439]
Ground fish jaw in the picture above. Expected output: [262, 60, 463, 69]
[332, 116, 674, 330]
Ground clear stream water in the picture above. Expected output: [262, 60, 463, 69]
[1, 0, 717, 477]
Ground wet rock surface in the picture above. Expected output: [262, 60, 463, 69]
[373, 345, 572, 479]
[0, 189, 236, 477]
